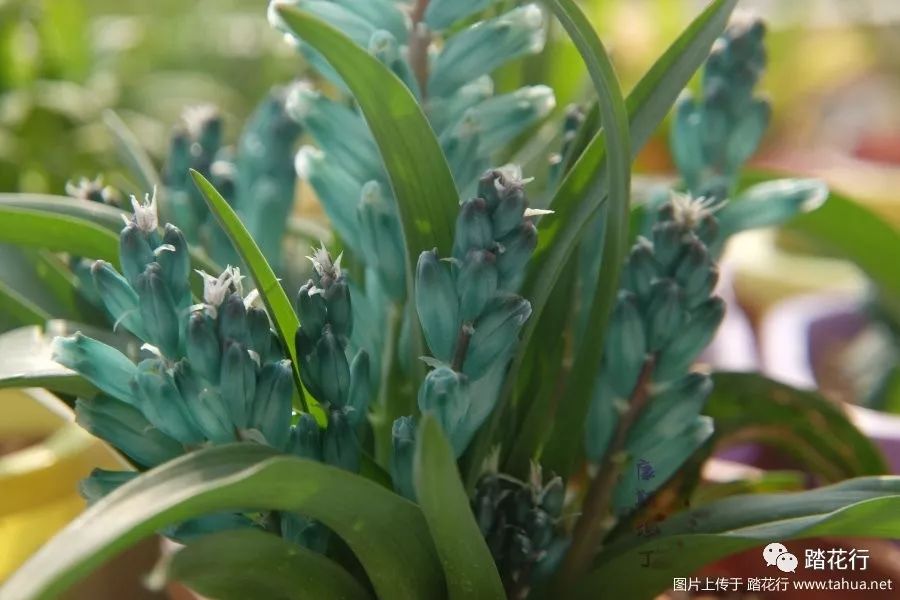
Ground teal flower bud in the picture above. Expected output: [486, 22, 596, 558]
[672, 238, 712, 300]
[91, 260, 147, 339]
[428, 76, 493, 135]
[358, 181, 406, 298]
[622, 239, 659, 300]
[441, 114, 487, 193]
[136, 263, 181, 358]
[655, 298, 725, 381]
[75, 395, 183, 467]
[424, 0, 496, 30]
[289, 412, 322, 460]
[287, 86, 381, 183]
[52, 333, 138, 406]
[696, 214, 719, 248]
[157, 224, 191, 305]
[390, 416, 417, 500]
[296, 282, 327, 342]
[293, 0, 376, 46]
[79, 469, 137, 505]
[250, 359, 293, 450]
[604, 291, 647, 396]
[220, 340, 257, 429]
[323, 408, 360, 472]
[295, 146, 363, 246]
[716, 178, 828, 239]
[627, 373, 712, 453]
[463, 295, 531, 380]
[247, 307, 274, 359]
[670, 96, 703, 191]
[325, 279, 353, 341]
[296, 329, 323, 400]
[492, 184, 527, 239]
[470, 86, 556, 155]
[477, 170, 504, 212]
[645, 279, 686, 352]
[428, 5, 545, 97]
[651, 221, 686, 273]
[453, 198, 493, 260]
[415, 250, 460, 363]
[119, 223, 155, 287]
[346, 349, 370, 427]
[725, 98, 770, 173]
[314, 328, 350, 408]
[496, 221, 537, 291]
[187, 311, 221, 383]
[457, 250, 498, 322]
[369, 30, 421, 98]
[418, 367, 470, 446]
[218, 292, 249, 346]
[133, 359, 203, 445]
[173, 360, 235, 444]
[332, 0, 407, 42]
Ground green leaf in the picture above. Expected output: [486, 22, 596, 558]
[103, 109, 162, 194]
[190, 170, 312, 416]
[468, 0, 738, 484]
[0, 326, 94, 397]
[0, 206, 121, 267]
[706, 372, 887, 480]
[4, 444, 443, 600]
[414, 416, 505, 600]
[275, 5, 459, 269]
[155, 529, 371, 600]
[536, 0, 631, 478]
[0, 194, 126, 231]
[0, 197, 219, 303]
[577, 477, 900, 600]
[0, 279, 50, 328]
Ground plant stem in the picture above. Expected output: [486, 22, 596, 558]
[372, 301, 402, 465]
[408, 0, 431, 97]
[450, 323, 473, 372]
[553, 357, 656, 590]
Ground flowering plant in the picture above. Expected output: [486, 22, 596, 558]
[3, 1, 900, 600]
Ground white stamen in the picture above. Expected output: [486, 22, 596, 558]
[669, 191, 722, 230]
[194, 265, 246, 316]
[128, 187, 159, 233]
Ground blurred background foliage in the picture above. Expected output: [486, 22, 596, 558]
[3, 0, 900, 198]
[0, 0, 298, 194]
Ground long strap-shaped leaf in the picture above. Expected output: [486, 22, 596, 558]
[0, 194, 125, 231]
[0, 280, 50, 327]
[156, 529, 372, 600]
[3, 444, 443, 600]
[191, 171, 312, 414]
[0, 194, 221, 282]
[535, 0, 631, 478]
[0, 206, 121, 268]
[467, 0, 738, 485]
[275, 5, 459, 269]
[576, 477, 900, 599]
[103, 109, 162, 194]
[414, 416, 505, 600]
